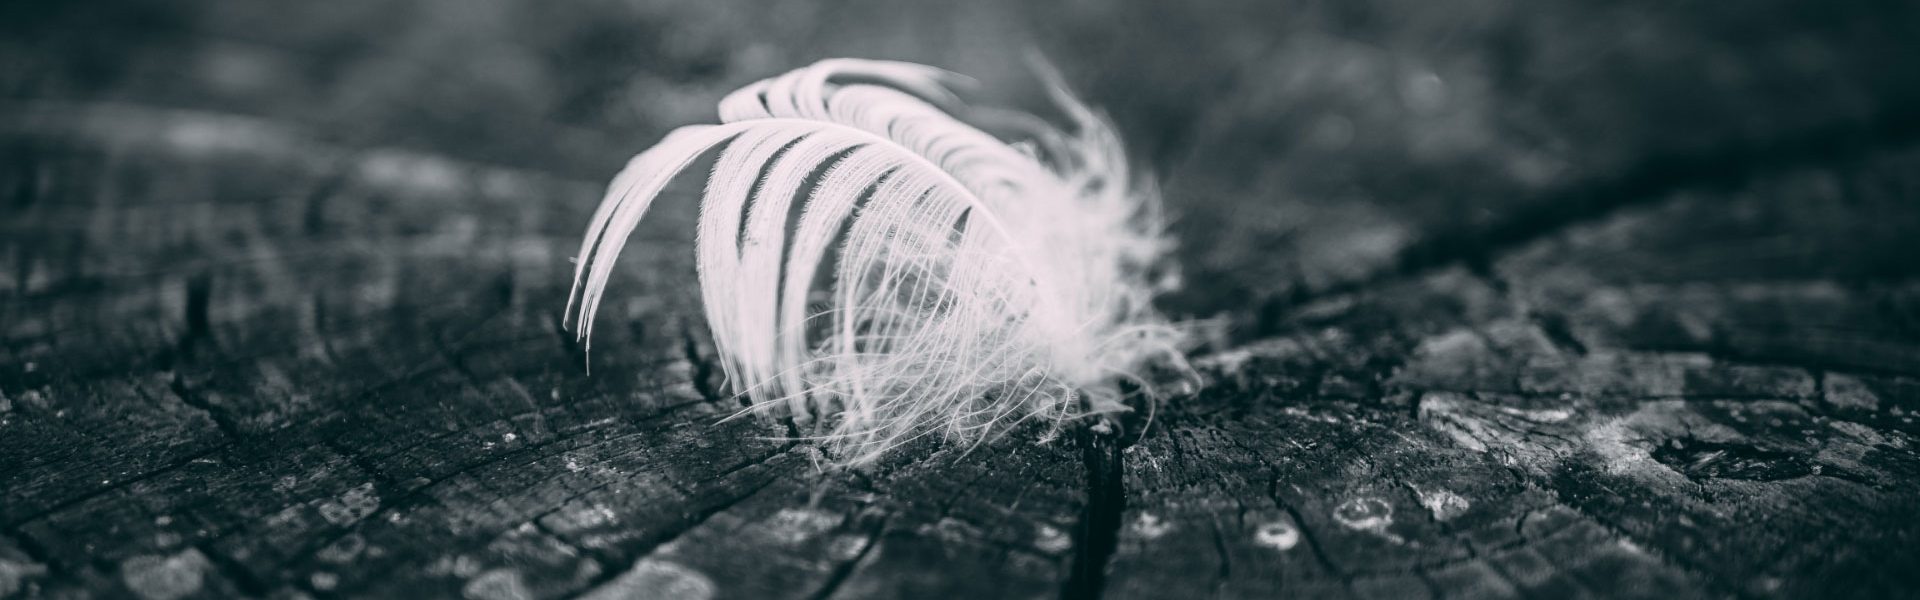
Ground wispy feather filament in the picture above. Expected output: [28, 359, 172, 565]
[569, 58, 1190, 464]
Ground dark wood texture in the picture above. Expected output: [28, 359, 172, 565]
[4, 1, 1919, 598]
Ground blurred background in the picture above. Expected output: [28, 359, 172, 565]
[8, 0, 1917, 322]
[5, 2, 1920, 598]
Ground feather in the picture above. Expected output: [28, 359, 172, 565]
[568, 58, 1192, 464]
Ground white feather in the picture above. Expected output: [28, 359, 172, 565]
[569, 58, 1190, 464]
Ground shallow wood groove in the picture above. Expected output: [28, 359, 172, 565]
[1257, 117, 1920, 338]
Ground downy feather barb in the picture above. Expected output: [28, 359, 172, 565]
[568, 58, 1190, 464]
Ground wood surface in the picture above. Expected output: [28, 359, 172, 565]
[4, 1, 1919, 598]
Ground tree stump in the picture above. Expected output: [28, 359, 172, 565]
[4, 1, 1918, 598]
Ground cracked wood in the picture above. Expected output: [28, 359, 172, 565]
[4, 1, 1920, 599]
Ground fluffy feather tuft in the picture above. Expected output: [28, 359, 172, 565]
[569, 58, 1192, 464]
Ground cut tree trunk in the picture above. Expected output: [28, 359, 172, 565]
[4, 1, 1919, 598]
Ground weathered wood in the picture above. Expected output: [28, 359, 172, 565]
[4, 1, 1920, 599]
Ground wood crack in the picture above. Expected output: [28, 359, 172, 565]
[1530, 475, 1734, 598]
[1261, 107, 1920, 332]
[559, 474, 784, 600]
[804, 514, 889, 600]
[7, 445, 228, 529]
[1061, 430, 1126, 600]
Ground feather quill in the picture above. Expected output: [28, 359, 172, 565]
[569, 58, 1190, 464]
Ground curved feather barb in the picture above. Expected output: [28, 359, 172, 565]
[569, 58, 1192, 464]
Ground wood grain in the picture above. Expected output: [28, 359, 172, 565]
[3, 1, 1918, 598]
